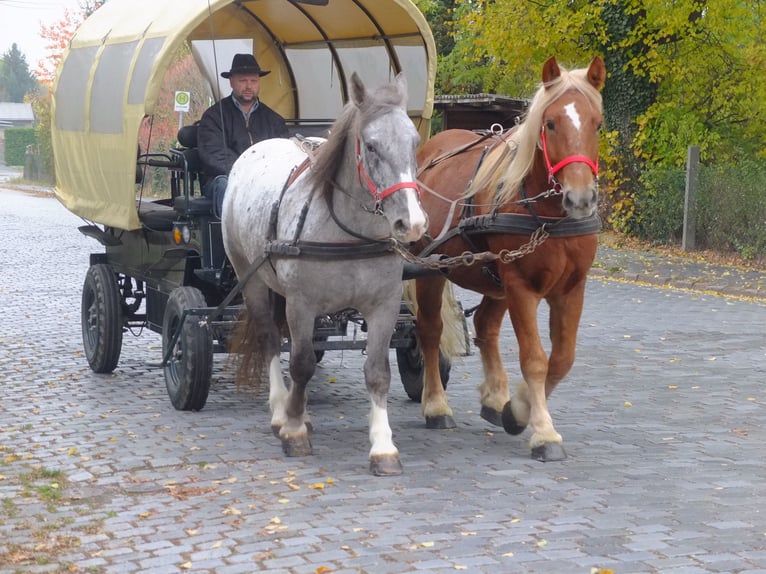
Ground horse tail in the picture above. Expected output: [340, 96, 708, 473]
[228, 291, 286, 393]
[402, 280, 468, 359]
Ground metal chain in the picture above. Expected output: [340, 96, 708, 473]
[391, 225, 550, 270]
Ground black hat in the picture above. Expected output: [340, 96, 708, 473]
[221, 53, 270, 78]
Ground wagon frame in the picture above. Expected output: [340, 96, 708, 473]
[54, 0, 453, 409]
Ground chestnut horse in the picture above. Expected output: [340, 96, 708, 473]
[412, 56, 605, 461]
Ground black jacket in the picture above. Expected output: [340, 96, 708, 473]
[198, 95, 289, 177]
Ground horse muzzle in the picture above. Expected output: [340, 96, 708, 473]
[390, 187, 428, 243]
[563, 186, 598, 219]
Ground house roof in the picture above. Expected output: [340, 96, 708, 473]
[0, 102, 35, 122]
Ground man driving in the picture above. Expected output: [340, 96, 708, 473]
[198, 53, 289, 216]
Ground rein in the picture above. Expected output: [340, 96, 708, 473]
[264, 136, 419, 260]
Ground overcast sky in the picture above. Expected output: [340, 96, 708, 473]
[0, 0, 84, 72]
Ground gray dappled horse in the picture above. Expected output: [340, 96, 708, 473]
[222, 73, 427, 475]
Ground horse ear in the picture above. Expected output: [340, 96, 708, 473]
[350, 72, 367, 107]
[542, 56, 561, 86]
[586, 56, 606, 91]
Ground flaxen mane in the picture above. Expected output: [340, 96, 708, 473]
[468, 65, 603, 203]
[307, 79, 407, 196]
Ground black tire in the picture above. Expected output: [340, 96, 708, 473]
[81, 264, 123, 373]
[396, 341, 450, 402]
[162, 287, 213, 411]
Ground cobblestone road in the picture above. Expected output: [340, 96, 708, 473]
[1, 188, 766, 574]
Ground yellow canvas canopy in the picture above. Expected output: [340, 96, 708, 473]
[52, 0, 436, 230]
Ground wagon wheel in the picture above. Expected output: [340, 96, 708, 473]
[162, 286, 213, 411]
[396, 339, 450, 402]
[81, 264, 123, 373]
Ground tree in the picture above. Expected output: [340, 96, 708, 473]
[30, 1, 108, 183]
[35, 9, 81, 85]
[443, 0, 766, 228]
[0, 44, 38, 101]
[36, 2, 107, 84]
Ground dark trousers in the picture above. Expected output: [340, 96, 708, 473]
[203, 175, 228, 219]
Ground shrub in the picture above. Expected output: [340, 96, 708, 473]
[629, 161, 766, 260]
[3, 127, 36, 166]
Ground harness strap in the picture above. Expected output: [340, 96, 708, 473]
[325, 189, 390, 244]
[419, 212, 601, 259]
[266, 239, 394, 259]
[417, 130, 500, 176]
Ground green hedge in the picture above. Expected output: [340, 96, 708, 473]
[632, 161, 766, 260]
[4, 127, 36, 166]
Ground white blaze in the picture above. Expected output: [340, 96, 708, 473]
[401, 170, 427, 237]
[564, 102, 581, 131]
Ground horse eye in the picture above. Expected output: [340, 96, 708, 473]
[365, 142, 376, 154]
[545, 120, 555, 131]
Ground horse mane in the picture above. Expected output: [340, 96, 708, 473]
[307, 79, 407, 195]
[469, 64, 603, 203]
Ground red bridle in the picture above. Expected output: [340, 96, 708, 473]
[540, 125, 599, 191]
[356, 138, 420, 204]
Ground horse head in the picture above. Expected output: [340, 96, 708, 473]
[538, 56, 605, 219]
[349, 72, 428, 243]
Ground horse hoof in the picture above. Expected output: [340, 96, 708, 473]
[369, 454, 403, 476]
[426, 415, 456, 429]
[272, 422, 312, 438]
[501, 401, 526, 435]
[531, 442, 567, 462]
[480, 406, 504, 427]
[281, 435, 312, 457]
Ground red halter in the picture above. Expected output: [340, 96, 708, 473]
[540, 125, 599, 190]
[356, 138, 420, 203]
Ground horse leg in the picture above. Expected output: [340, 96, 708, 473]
[501, 289, 567, 462]
[277, 298, 317, 457]
[473, 295, 511, 427]
[415, 276, 455, 429]
[363, 300, 403, 476]
[544, 281, 587, 398]
[236, 284, 291, 438]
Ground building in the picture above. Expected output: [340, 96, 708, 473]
[433, 93, 528, 133]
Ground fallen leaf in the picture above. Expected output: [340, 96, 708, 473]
[502, 552, 514, 557]
[180, 562, 193, 570]
[308, 482, 325, 490]
[624, 401, 632, 408]
[316, 567, 333, 574]
[420, 541, 434, 548]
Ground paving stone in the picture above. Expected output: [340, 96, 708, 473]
[1, 188, 766, 574]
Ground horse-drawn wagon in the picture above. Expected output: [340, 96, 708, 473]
[52, 0, 450, 413]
